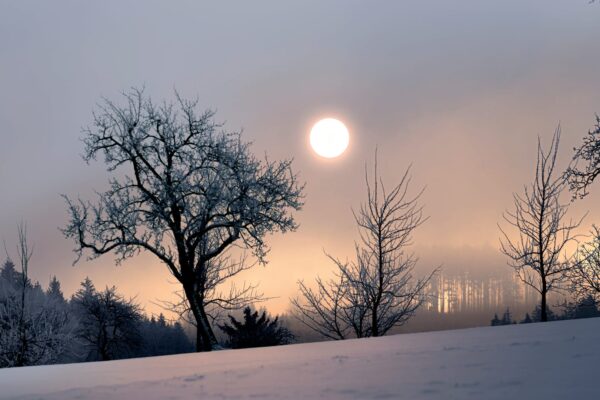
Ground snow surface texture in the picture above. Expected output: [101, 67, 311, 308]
[1, 318, 597, 400]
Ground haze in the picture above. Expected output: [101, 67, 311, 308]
[1, 1, 599, 316]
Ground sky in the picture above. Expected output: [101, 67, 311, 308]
[1, 1, 600, 316]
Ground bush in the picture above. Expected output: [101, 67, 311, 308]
[219, 307, 294, 349]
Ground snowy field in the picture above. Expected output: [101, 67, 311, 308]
[1, 318, 597, 400]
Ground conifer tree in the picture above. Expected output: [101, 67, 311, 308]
[490, 313, 501, 326]
[46, 276, 64, 303]
[219, 307, 293, 349]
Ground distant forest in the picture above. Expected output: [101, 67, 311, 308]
[0, 257, 193, 368]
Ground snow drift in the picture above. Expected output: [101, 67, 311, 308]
[1, 317, 597, 400]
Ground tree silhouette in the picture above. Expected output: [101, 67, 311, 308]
[570, 226, 600, 300]
[293, 152, 436, 339]
[62, 88, 303, 351]
[560, 295, 600, 320]
[218, 307, 293, 349]
[520, 313, 533, 324]
[46, 276, 65, 303]
[566, 116, 600, 198]
[71, 279, 142, 361]
[500, 128, 583, 322]
[490, 313, 501, 326]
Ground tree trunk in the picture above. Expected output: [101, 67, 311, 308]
[540, 271, 548, 322]
[371, 309, 379, 337]
[184, 286, 218, 352]
[541, 289, 548, 322]
[195, 326, 205, 352]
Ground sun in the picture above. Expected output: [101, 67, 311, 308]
[309, 118, 350, 158]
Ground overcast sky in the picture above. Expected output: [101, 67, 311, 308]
[1, 1, 600, 315]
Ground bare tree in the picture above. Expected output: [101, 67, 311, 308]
[570, 225, 600, 299]
[499, 127, 583, 322]
[293, 153, 435, 339]
[292, 273, 357, 340]
[62, 88, 303, 351]
[71, 279, 143, 361]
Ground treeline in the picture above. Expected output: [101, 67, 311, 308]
[491, 295, 600, 326]
[0, 250, 297, 369]
[0, 257, 193, 368]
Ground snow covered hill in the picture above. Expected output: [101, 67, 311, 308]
[1, 318, 597, 400]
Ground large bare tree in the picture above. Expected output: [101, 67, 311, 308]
[293, 154, 435, 339]
[62, 89, 303, 351]
[499, 127, 583, 322]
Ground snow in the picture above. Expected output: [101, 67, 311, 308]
[1, 318, 597, 400]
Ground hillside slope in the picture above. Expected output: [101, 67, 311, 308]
[1, 318, 598, 400]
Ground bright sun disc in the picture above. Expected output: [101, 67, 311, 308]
[310, 118, 350, 158]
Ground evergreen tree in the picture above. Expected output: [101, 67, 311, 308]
[560, 295, 600, 320]
[520, 313, 533, 324]
[490, 313, 501, 326]
[138, 313, 193, 357]
[490, 309, 514, 326]
[170, 322, 193, 353]
[46, 276, 65, 303]
[0, 259, 19, 288]
[531, 305, 556, 322]
[219, 307, 294, 349]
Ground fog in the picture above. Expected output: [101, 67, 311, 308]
[1, 1, 599, 317]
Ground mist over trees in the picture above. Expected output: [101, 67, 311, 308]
[292, 154, 436, 339]
[62, 89, 303, 352]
